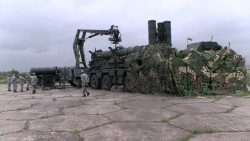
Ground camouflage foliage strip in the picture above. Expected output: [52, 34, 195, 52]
[125, 44, 247, 96]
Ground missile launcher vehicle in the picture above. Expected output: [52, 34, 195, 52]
[30, 20, 247, 95]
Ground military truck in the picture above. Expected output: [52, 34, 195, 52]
[29, 20, 247, 95]
[30, 20, 172, 90]
[30, 66, 72, 88]
[88, 20, 246, 95]
[30, 25, 122, 88]
[87, 20, 172, 91]
[88, 45, 143, 91]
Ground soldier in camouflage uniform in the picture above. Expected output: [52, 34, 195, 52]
[81, 73, 90, 97]
[7, 74, 12, 91]
[60, 67, 67, 89]
[30, 73, 38, 94]
[19, 75, 25, 92]
[26, 74, 30, 90]
[11, 74, 17, 92]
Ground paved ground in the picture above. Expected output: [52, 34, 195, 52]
[0, 84, 250, 141]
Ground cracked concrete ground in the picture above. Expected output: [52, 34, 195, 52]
[0, 85, 250, 141]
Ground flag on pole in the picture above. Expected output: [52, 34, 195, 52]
[187, 37, 192, 41]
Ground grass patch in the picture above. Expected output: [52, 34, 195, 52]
[179, 128, 215, 141]
[179, 133, 194, 141]
[211, 96, 224, 102]
[224, 106, 238, 113]
[161, 113, 184, 123]
[247, 69, 250, 85]
[72, 129, 81, 134]
[39, 115, 57, 119]
[23, 120, 29, 130]
[113, 101, 127, 110]
[113, 101, 118, 105]
[81, 122, 113, 132]
[233, 90, 250, 97]
[16, 107, 30, 111]
[0, 75, 7, 84]
[52, 97, 57, 101]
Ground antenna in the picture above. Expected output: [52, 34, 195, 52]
[210, 36, 213, 42]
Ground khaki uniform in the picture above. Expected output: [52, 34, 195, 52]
[19, 76, 25, 92]
[7, 76, 11, 91]
[26, 75, 30, 90]
[11, 75, 17, 92]
[30, 75, 38, 94]
[81, 73, 89, 97]
[60, 68, 66, 89]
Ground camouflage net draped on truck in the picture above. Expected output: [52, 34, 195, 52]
[125, 44, 247, 96]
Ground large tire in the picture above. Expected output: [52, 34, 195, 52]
[69, 79, 81, 87]
[69, 81, 77, 87]
[124, 76, 132, 92]
[43, 75, 54, 87]
[90, 74, 101, 89]
[37, 77, 42, 86]
[102, 74, 113, 90]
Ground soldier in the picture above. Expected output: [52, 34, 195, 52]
[62, 67, 67, 89]
[7, 74, 12, 91]
[59, 67, 66, 89]
[11, 74, 17, 92]
[26, 74, 30, 90]
[19, 75, 25, 92]
[30, 73, 38, 94]
[60, 75, 66, 89]
[81, 73, 90, 97]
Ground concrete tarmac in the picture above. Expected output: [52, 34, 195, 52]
[0, 85, 250, 141]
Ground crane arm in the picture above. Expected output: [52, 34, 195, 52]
[73, 25, 122, 69]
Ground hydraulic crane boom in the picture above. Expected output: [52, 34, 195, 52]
[73, 25, 122, 69]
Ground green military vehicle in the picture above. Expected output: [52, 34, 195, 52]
[30, 25, 123, 88]
[87, 20, 172, 91]
[30, 20, 247, 95]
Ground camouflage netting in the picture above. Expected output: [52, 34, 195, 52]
[125, 44, 247, 96]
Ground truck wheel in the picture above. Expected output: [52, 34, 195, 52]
[102, 74, 112, 90]
[124, 76, 132, 92]
[90, 74, 101, 89]
[69, 79, 80, 87]
[37, 78, 42, 86]
[43, 75, 54, 87]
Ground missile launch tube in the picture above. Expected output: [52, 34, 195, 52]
[93, 46, 143, 59]
[30, 67, 60, 75]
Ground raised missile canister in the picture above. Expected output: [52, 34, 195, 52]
[92, 46, 143, 59]
[163, 21, 171, 45]
[148, 20, 157, 45]
[157, 22, 165, 43]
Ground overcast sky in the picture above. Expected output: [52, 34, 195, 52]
[0, 0, 250, 72]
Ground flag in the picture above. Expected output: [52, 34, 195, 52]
[187, 37, 192, 41]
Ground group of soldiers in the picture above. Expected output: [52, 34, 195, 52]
[7, 72, 90, 97]
[7, 73, 38, 94]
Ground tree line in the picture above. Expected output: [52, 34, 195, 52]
[0, 69, 28, 84]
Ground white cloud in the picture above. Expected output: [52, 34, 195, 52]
[0, 0, 250, 71]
